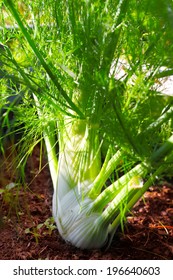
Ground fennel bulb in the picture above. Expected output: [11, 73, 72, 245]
[52, 119, 109, 249]
[51, 118, 145, 249]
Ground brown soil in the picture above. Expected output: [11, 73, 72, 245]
[0, 145, 173, 260]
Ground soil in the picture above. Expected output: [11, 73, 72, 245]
[0, 145, 173, 260]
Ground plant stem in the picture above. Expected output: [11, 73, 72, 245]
[89, 149, 123, 198]
[151, 134, 173, 163]
[91, 163, 147, 212]
[33, 94, 58, 189]
[107, 164, 165, 248]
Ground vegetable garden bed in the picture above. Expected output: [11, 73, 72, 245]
[0, 145, 173, 260]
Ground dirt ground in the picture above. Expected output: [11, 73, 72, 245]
[0, 145, 173, 260]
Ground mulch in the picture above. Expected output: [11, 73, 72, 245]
[0, 146, 173, 260]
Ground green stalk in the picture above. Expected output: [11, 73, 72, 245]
[42, 126, 58, 190]
[105, 132, 173, 248]
[89, 149, 123, 198]
[33, 94, 58, 189]
[107, 164, 165, 248]
[91, 163, 147, 213]
[140, 106, 173, 134]
[151, 134, 173, 163]
[101, 179, 141, 224]
[101, 134, 173, 227]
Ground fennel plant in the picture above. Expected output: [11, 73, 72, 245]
[1, 0, 173, 249]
